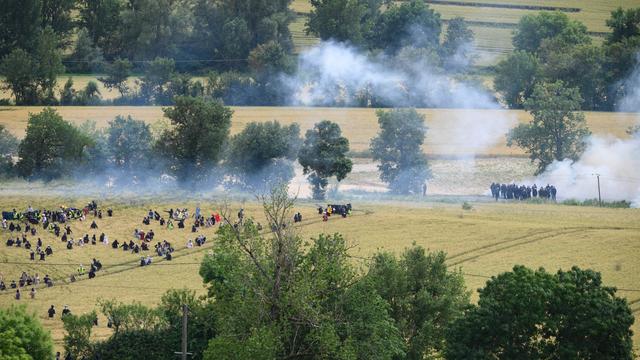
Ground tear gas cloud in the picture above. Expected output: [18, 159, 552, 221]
[283, 41, 515, 156]
[529, 136, 640, 205]
[529, 54, 640, 206]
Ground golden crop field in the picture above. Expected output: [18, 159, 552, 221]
[0, 196, 638, 351]
[0, 106, 636, 157]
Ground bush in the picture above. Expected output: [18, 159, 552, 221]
[562, 198, 631, 208]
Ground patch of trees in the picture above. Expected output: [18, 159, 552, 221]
[0, 103, 337, 195]
[46, 187, 636, 360]
[0, 104, 446, 197]
[0, 305, 54, 359]
[0, 0, 479, 107]
[307, 0, 476, 73]
[495, 8, 640, 110]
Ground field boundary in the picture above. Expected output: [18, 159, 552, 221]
[424, 0, 580, 12]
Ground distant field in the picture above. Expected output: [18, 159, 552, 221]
[0, 196, 638, 351]
[0, 106, 636, 157]
[289, 0, 636, 65]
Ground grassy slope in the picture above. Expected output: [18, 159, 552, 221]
[0, 197, 638, 350]
[0, 106, 636, 157]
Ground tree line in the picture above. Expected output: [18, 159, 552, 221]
[0, 0, 478, 106]
[0, 98, 433, 199]
[1, 187, 635, 359]
[0, 82, 608, 195]
[494, 8, 640, 111]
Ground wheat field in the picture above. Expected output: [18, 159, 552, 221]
[0, 106, 636, 157]
[0, 196, 638, 351]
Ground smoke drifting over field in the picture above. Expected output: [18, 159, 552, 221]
[530, 136, 640, 205]
[282, 41, 515, 195]
[285, 41, 500, 109]
[528, 54, 640, 205]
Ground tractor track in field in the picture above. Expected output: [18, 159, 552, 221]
[447, 228, 587, 267]
[629, 298, 640, 314]
[0, 209, 374, 296]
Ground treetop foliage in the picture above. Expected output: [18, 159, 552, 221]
[298, 120, 353, 200]
[370, 108, 430, 194]
[508, 81, 591, 174]
[0, 305, 54, 360]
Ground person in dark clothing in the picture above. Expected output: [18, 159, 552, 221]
[90, 221, 98, 229]
[112, 239, 119, 249]
[39, 252, 45, 261]
[48, 305, 56, 318]
[107, 208, 113, 217]
[30, 251, 35, 260]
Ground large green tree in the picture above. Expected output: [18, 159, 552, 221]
[0, 305, 54, 359]
[367, 247, 469, 359]
[513, 11, 590, 53]
[17, 108, 92, 179]
[200, 186, 405, 359]
[606, 7, 640, 44]
[494, 51, 539, 109]
[0, 0, 43, 57]
[77, 0, 124, 60]
[225, 120, 301, 192]
[369, 0, 441, 53]
[446, 266, 635, 359]
[441, 17, 474, 70]
[0, 27, 64, 105]
[158, 96, 232, 182]
[507, 81, 591, 174]
[298, 120, 353, 200]
[307, 0, 382, 45]
[370, 108, 430, 195]
[107, 115, 153, 171]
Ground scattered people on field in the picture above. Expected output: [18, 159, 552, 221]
[490, 183, 557, 201]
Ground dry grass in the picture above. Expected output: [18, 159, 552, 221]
[0, 196, 638, 350]
[0, 106, 636, 157]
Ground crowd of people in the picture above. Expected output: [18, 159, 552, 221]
[490, 183, 558, 201]
[2, 201, 356, 313]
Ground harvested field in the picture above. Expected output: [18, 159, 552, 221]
[0, 106, 636, 157]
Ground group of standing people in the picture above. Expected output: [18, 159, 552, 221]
[490, 183, 557, 201]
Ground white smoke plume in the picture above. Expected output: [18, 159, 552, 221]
[284, 41, 501, 109]
[618, 53, 640, 112]
[530, 136, 640, 205]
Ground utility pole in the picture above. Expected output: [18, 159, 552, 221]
[596, 174, 602, 206]
[175, 304, 191, 359]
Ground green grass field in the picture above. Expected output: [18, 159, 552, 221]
[0, 196, 638, 351]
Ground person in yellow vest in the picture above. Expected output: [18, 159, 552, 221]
[327, 205, 332, 216]
[77, 264, 85, 276]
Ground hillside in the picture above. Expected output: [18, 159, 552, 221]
[0, 196, 638, 351]
[289, 0, 636, 66]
